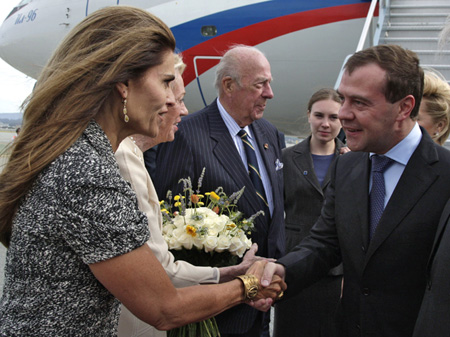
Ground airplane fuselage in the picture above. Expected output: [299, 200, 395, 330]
[0, 0, 375, 136]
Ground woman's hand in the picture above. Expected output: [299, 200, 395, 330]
[244, 260, 287, 311]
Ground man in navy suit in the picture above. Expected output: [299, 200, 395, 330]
[259, 44, 450, 337]
[155, 45, 285, 337]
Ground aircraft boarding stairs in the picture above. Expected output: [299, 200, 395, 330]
[378, 0, 450, 82]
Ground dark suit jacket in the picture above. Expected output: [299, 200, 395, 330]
[282, 136, 344, 262]
[413, 198, 450, 337]
[274, 136, 344, 337]
[278, 129, 450, 337]
[155, 99, 285, 333]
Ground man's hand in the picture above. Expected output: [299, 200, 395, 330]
[218, 243, 275, 283]
[260, 261, 286, 287]
[244, 260, 287, 311]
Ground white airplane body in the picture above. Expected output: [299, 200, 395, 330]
[0, 0, 376, 136]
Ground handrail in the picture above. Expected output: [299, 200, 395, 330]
[373, 0, 391, 46]
[193, 56, 222, 106]
[356, 0, 380, 51]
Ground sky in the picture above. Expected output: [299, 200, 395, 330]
[0, 1, 36, 114]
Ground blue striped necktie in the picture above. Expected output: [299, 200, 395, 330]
[369, 155, 394, 240]
[238, 129, 269, 213]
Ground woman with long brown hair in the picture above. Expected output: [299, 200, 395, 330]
[0, 6, 284, 336]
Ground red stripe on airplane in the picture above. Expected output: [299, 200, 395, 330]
[182, 2, 376, 85]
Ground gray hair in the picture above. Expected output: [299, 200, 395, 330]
[214, 45, 265, 94]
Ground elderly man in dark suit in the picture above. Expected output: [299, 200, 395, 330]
[258, 44, 450, 337]
[412, 198, 450, 337]
[154, 45, 285, 337]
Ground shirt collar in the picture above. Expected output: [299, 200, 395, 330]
[370, 122, 422, 165]
[217, 98, 252, 138]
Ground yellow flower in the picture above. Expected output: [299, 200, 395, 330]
[174, 201, 181, 207]
[159, 200, 165, 205]
[198, 202, 204, 206]
[161, 209, 169, 214]
[210, 191, 220, 201]
[205, 192, 211, 196]
[186, 225, 197, 237]
[227, 223, 236, 230]
[174, 195, 181, 201]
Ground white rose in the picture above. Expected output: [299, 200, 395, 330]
[193, 235, 205, 250]
[184, 208, 195, 217]
[236, 237, 252, 257]
[178, 232, 194, 250]
[196, 207, 210, 216]
[204, 235, 218, 253]
[229, 236, 245, 256]
[171, 226, 185, 239]
[162, 224, 174, 236]
[167, 236, 183, 250]
[216, 235, 231, 252]
[172, 215, 185, 228]
[235, 246, 248, 258]
[206, 225, 220, 237]
[218, 214, 229, 226]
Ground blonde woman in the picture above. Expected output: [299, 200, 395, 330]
[417, 70, 450, 145]
[0, 7, 284, 336]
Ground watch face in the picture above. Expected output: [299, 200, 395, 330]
[248, 285, 258, 299]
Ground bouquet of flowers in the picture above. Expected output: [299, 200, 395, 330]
[160, 168, 264, 337]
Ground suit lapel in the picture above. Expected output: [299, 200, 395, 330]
[426, 200, 450, 274]
[207, 103, 264, 219]
[324, 139, 345, 190]
[366, 135, 440, 262]
[346, 153, 371, 250]
[292, 137, 323, 195]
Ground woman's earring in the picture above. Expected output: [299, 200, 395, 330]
[123, 98, 129, 123]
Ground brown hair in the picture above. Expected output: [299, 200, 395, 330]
[345, 44, 424, 118]
[307, 88, 342, 112]
[0, 6, 175, 247]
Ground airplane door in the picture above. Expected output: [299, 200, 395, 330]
[192, 56, 221, 107]
[86, 0, 119, 16]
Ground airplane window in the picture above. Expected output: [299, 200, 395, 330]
[201, 26, 217, 37]
[5, 0, 33, 20]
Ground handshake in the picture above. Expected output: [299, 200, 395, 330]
[236, 260, 287, 312]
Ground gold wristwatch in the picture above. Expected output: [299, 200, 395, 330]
[235, 275, 259, 300]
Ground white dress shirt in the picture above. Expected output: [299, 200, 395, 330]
[370, 122, 422, 207]
[217, 98, 274, 215]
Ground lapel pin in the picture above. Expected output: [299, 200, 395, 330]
[264, 143, 269, 149]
